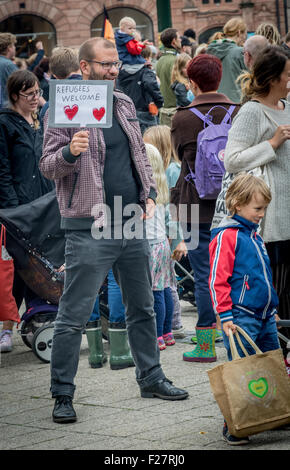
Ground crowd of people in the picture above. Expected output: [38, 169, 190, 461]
[0, 16, 290, 444]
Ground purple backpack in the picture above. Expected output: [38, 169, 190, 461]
[185, 105, 236, 200]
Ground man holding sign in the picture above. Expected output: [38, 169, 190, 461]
[40, 38, 188, 423]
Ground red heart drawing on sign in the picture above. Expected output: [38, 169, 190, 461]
[93, 107, 106, 121]
[64, 105, 79, 120]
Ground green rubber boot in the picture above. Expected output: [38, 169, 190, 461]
[183, 326, 217, 363]
[191, 329, 223, 344]
[108, 322, 135, 370]
[85, 320, 107, 368]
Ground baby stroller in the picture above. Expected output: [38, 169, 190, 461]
[276, 320, 290, 376]
[0, 190, 108, 363]
[174, 256, 196, 306]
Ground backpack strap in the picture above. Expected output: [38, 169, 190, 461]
[221, 105, 236, 125]
[184, 163, 195, 182]
[189, 107, 214, 124]
[189, 105, 236, 127]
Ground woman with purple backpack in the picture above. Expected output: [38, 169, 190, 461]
[171, 54, 240, 362]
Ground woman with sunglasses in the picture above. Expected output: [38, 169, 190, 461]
[0, 69, 53, 353]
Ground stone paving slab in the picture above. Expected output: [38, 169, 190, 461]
[1, 303, 290, 453]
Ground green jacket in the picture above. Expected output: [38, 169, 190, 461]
[156, 48, 178, 108]
[207, 39, 246, 103]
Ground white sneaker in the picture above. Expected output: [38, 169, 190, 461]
[0, 330, 13, 353]
[172, 326, 186, 338]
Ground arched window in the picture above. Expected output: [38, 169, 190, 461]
[91, 7, 154, 42]
[0, 14, 57, 57]
[199, 27, 223, 44]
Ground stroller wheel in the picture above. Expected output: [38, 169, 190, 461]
[32, 323, 54, 363]
[20, 320, 34, 349]
[20, 311, 57, 350]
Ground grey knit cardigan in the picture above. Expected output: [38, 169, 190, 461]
[224, 100, 290, 243]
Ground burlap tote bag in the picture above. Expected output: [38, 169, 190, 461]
[207, 325, 290, 437]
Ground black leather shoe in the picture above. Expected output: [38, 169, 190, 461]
[52, 395, 77, 423]
[140, 378, 189, 400]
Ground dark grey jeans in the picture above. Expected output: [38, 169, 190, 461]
[50, 230, 165, 398]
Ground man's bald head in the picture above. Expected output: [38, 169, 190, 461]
[78, 37, 116, 63]
[243, 35, 268, 69]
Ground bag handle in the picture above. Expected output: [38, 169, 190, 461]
[262, 109, 279, 128]
[0, 224, 6, 247]
[228, 325, 263, 360]
[250, 100, 280, 128]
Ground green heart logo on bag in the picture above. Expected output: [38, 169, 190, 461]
[248, 377, 269, 398]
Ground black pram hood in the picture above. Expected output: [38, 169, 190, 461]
[0, 190, 65, 268]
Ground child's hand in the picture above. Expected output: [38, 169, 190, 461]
[172, 241, 188, 261]
[56, 264, 65, 272]
[142, 198, 156, 219]
[222, 320, 237, 337]
[275, 313, 282, 329]
[142, 39, 153, 46]
[35, 40, 44, 50]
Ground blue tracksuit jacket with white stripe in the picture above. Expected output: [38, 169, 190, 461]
[209, 214, 279, 323]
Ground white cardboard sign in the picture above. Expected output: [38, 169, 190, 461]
[48, 79, 114, 128]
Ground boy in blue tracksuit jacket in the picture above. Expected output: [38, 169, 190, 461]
[209, 173, 281, 445]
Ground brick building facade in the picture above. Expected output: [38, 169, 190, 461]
[0, 0, 288, 57]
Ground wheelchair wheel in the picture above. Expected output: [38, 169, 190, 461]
[32, 323, 54, 363]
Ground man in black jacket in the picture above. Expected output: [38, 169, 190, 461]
[117, 47, 163, 134]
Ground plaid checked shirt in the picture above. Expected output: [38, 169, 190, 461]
[40, 91, 157, 227]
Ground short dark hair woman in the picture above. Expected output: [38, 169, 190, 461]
[0, 69, 53, 353]
[170, 53, 240, 362]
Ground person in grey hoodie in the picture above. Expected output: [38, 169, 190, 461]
[207, 17, 247, 103]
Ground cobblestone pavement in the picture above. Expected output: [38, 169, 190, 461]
[0, 302, 289, 452]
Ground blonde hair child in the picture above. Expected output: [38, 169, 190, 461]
[170, 53, 192, 107]
[144, 143, 179, 349]
[146, 143, 169, 205]
[143, 124, 181, 189]
[209, 172, 281, 445]
[171, 53, 191, 87]
[145, 143, 187, 343]
[226, 173, 271, 216]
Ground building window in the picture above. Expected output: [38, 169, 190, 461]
[199, 26, 223, 43]
[0, 14, 56, 57]
[91, 7, 154, 41]
[202, 0, 210, 4]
